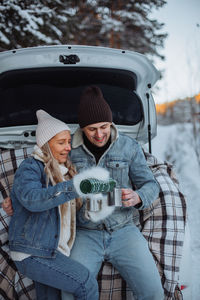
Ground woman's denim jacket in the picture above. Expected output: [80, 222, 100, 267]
[70, 124, 160, 232]
[8, 157, 78, 258]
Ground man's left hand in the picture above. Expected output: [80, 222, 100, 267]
[121, 189, 141, 207]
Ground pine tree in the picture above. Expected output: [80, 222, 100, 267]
[0, 0, 73, 49]
[0, 0, 167, 60]
[65, 0, 167, 60]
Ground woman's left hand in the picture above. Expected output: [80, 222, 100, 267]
[121, 189, 141, 207]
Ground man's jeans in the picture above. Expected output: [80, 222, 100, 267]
[14, 250, 98, 300]
[62, 224, 164, 300]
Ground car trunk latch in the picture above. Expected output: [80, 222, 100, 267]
[59, 54, 80, 64]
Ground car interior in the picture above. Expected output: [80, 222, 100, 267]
[0, 67, 143, 129]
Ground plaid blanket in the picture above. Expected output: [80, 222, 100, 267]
[0, 148, 36, 300]
[0, 147, 187, 300]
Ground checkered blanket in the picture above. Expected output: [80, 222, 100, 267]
[0, 147, 186, 300]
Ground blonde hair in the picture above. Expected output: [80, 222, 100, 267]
[37, 143, 82, 210]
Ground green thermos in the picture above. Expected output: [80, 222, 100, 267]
[80, 178, 116, 194]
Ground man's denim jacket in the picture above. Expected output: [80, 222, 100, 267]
[70, 124, 160, 231]
[8, 158, 78, 258]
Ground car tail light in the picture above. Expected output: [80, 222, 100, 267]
[180, 285, 187, 290]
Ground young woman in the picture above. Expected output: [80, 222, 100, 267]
[8, 109, 98, 300]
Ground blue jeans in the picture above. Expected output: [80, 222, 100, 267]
[14, 250, 98, 300]
[62, 224, 164, 300]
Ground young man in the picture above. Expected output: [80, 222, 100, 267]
[64, 86, 164, 300]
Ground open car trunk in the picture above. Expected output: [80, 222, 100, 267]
[0, 45, 160, 149]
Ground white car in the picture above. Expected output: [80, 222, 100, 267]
[0, 45, 190, 299]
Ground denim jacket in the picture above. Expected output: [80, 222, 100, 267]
[70, 124, 160, 231]
[8, 157, 78, 258]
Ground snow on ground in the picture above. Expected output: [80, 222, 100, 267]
[152, 124, 200, 299]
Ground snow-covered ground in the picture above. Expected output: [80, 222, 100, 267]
[152, 124, 200, 300]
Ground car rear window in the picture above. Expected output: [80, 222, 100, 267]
[0, 67, 143, 127]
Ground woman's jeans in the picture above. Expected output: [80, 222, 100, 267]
[62, 224, 164, 300]
[14, 250, 98, 300]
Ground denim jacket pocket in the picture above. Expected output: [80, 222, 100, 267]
[106, 160, 129, 186]
[22, 214, 39, 243]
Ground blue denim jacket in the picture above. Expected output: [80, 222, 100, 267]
[8, 157, 78, 258]
[70, 124, 160, 231]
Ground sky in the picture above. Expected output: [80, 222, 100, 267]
[151, 0, 200, 104]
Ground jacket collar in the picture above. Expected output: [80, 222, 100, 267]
[72, 123, 119, 149]
[32, 145, 45, 162]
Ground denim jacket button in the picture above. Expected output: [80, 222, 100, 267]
[68, 187, 72, 191]
[116, 163, 119, 167]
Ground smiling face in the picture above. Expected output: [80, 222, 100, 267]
[48, 130, 71, 163]
[82, 122, 112, 147]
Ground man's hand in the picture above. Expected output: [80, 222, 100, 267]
[121, 189, 141, 207]
[2, 197, 13, 216]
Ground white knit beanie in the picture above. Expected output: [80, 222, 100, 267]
[36, 110, 70, 147]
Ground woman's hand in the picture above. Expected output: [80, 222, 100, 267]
[2, 197, 13, 216]
[121, 189, 141, 207]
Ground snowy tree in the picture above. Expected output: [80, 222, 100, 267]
[66, 0, 167, 59]
[0, 0, 167, 60]
[0, 0, 74, 49]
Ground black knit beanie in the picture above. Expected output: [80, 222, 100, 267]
[78, 86, 112, 128]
